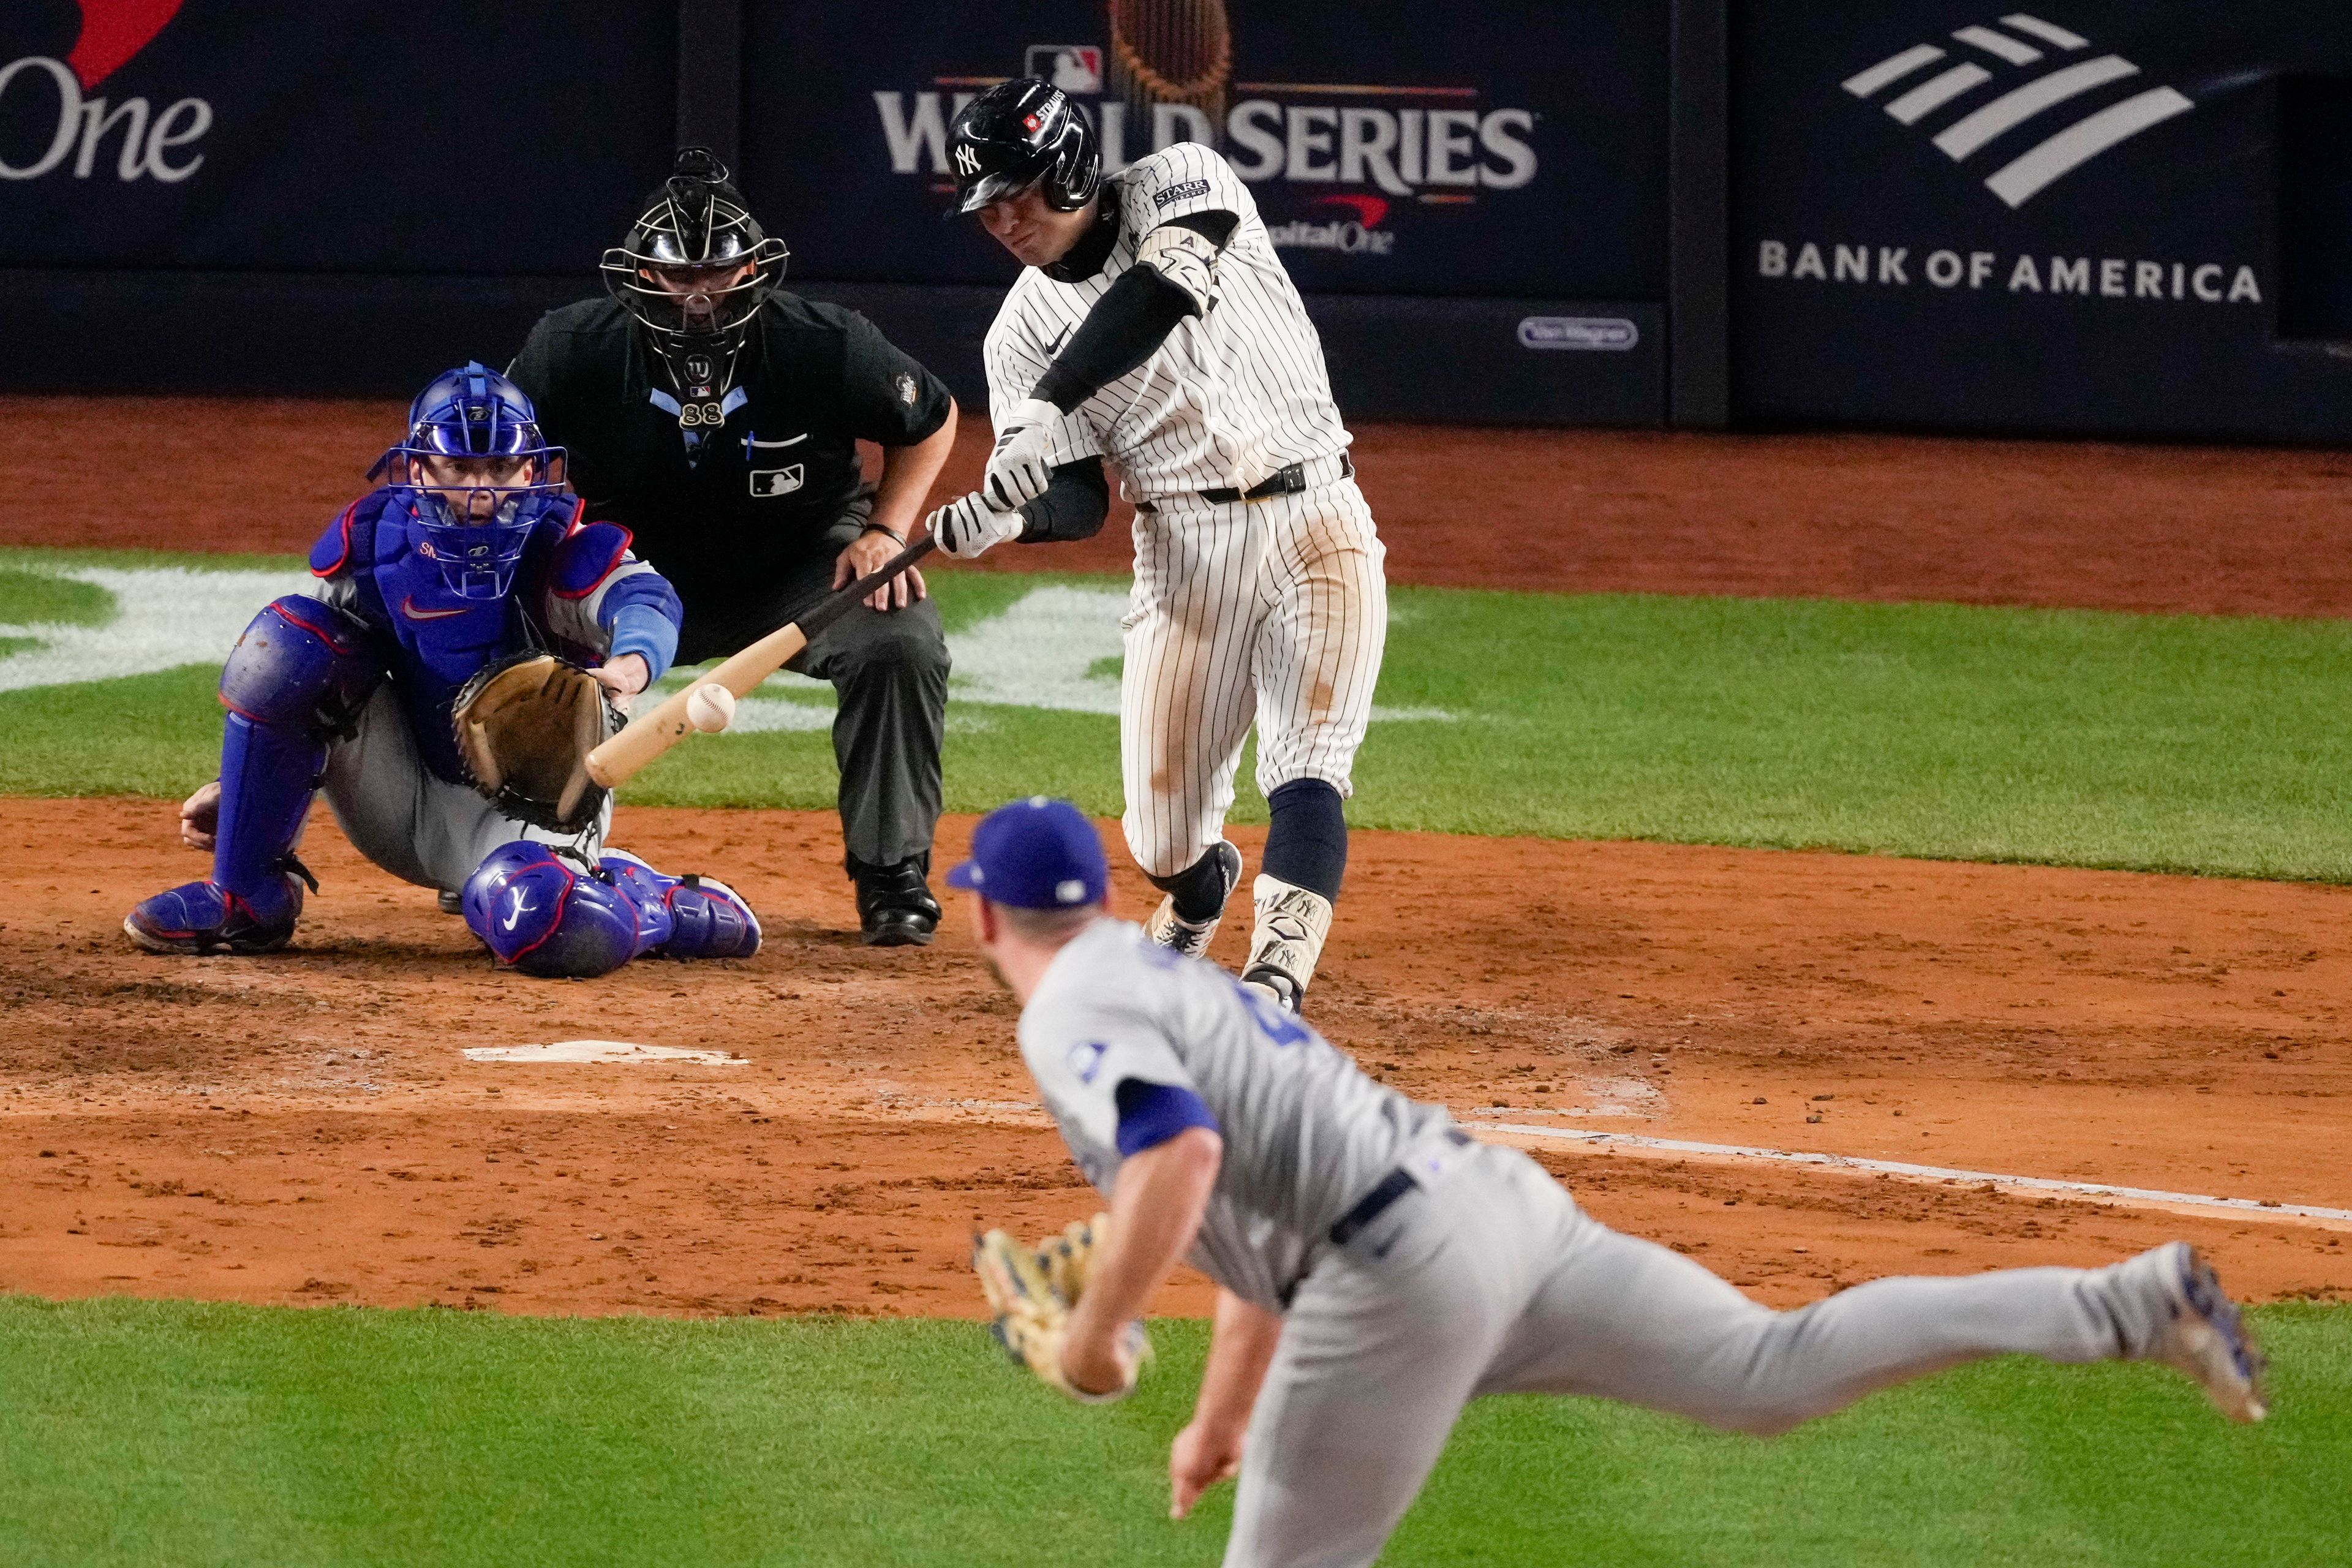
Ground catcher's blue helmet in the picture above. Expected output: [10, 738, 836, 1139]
[371, 363, 569, 599]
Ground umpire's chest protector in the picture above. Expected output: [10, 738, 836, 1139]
[516, 294, 951, 610]
[554, 328, 865, 571]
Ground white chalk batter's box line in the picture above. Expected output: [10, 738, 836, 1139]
[827, 1099, 2351, 1232]
[1468, 1121, 2352, 1233]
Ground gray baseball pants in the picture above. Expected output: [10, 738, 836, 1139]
[1224, 1141, 2180, 1568]
[320, 685, 608, 893]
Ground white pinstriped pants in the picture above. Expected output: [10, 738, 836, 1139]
[1118, 477, 1387, 878]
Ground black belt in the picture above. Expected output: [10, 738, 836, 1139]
[1137, 453, 1353, 513]
[1327, 1128, 1472, 1246]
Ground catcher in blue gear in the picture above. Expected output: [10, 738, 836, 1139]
[125, 364, 761, 978]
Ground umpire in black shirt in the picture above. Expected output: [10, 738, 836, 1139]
[510, 149, 957, 944]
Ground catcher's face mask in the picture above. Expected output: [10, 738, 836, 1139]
[371, 363, 570, 600]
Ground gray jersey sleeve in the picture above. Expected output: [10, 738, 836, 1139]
[1020, 920, 1454, 1313]
[1020, 987, 1200, 1160]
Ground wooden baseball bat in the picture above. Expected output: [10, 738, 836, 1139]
[586, 534, 937, 790]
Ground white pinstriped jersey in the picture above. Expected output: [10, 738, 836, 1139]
[981, 143, 1351, 503]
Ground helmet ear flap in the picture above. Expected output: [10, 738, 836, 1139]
[1046, 113, 1101, 211]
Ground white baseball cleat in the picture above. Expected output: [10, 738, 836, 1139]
[1145, 842, 1243, 960]
[2147, 1242, 2267, 1423]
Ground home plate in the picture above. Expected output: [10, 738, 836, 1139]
[462, 1040, 748, 1066]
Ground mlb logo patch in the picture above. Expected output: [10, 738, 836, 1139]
[749, 464, 804, 498]
[1025, 44, 1102, 93]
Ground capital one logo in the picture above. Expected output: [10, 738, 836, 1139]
[1842, 12, 2192, 208]
[1, 0, 212, 183]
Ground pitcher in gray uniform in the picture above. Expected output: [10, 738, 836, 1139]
[945, 796, 2269, 1568]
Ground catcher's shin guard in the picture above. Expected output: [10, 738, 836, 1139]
[463, 842, 641, 978]
[598, 851, 761, 960]
[1240, 874, 1333, 1012]
[211, 712, 323, 903]
[219, 597, 382, 739]
[128, 692, 332, 954]
[1143, 841, 1243, 960]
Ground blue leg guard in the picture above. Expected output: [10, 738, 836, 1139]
[464, 842, 646, 979]
[600, 850, 762, 960]
[212, 712, 321, 908]
[126, 597, 376, 957]
[124, 712, 315, 954]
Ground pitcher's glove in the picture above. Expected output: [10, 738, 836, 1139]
[973, 1212, 1152, 1402]
[450, 653, 622, 833]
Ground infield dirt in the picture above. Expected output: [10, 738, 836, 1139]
[4, 799, 2346, 1319]
[6, 401, 2349, 1321]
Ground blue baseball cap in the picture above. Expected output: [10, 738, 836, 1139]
[946, 796, 1109, 911]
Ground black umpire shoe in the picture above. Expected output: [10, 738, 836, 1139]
[848, 854, 941, 947]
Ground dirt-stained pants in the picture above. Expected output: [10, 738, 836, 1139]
[1120, 477, 1386, 880]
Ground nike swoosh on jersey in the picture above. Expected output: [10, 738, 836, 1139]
[1047, 325, 1072, 356]
[400, 595, 472, 621]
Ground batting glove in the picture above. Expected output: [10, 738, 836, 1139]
[929, 492, 1025, 560]
[984, 398, 1061, 511]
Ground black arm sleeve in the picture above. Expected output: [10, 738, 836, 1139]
[1017, 457, 1110, 543]
[1030, 209, 1240, 413]
[1031, 268, 1193, 413]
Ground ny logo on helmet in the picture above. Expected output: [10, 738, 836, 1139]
[954, 143, 981, 176]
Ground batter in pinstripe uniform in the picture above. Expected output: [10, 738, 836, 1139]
[929, 77, 1385, 1011]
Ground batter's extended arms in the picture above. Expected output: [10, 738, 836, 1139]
[584, 534, 936, 789]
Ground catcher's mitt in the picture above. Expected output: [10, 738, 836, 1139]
[973, 1213, 1152, 1403]
[450, 653, 622, 833]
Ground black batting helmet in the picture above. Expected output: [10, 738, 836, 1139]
[946, 78, 1101, 214]
[601, 148, 789, 403]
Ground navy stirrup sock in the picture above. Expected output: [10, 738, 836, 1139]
[1262, 779, 1348, 903]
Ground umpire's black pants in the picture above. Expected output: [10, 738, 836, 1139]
[676, 510, 948, 869]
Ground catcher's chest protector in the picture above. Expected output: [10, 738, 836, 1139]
[311, 491, 562, 785]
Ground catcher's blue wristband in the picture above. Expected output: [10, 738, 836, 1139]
[608, 605, 679, 683]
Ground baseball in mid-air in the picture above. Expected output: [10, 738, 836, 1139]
[685, 682, 736, 733]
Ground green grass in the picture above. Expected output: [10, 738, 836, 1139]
[0, 566, 115, 625]
[6, 548, 2352, 880]
[0, 1295, 2344, 1567]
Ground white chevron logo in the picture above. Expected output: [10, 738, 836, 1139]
[1841, 13, 2194, 208]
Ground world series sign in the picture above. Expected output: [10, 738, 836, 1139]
[741, 0, 1671, 303]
